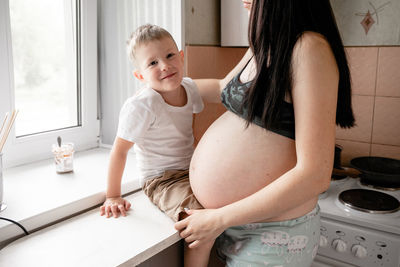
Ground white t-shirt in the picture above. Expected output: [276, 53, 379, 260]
[117, 77, 204, 185]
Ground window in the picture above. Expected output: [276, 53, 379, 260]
[0, 0, 98, 168]
[9, 0, 80, 136]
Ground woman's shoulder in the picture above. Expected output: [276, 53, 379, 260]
[297, 31, 329, 44]
[292, 31, 337, 71]
[293, 31, 332, 57]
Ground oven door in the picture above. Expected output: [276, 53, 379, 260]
[312, 255, 356, 267]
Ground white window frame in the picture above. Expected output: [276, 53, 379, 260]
[0, 0, 99, 168]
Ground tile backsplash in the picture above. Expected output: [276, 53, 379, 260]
[186, 46, 400, 165]
[336, 47, 400, 165]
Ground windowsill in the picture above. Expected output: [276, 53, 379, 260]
[0, 147, 141, 246]
[0, 148, 180, 267]
[0, 190, 181, 266]
[0, 147, 182, 266]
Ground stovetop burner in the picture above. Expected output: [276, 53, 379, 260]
[339, 189, 400, 214]
[360, 179, 400, 191]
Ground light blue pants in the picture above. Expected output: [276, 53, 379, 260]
[216, 205, 320, 267]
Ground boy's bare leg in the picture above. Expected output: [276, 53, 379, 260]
[179, 212, 214, 267]
[184, 239, 214, 267]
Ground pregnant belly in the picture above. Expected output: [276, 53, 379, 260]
[190, 111, 297, 209]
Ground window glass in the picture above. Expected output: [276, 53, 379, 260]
[9, 0, 80, 136]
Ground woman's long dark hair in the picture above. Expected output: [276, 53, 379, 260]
[245, 0, 355, 129]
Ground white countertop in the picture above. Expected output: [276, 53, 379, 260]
[0, 147, 182, 266]
[0, 147, 141, 245]
[0, 191, 181, 267]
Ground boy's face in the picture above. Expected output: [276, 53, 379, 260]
[133, 37, 184, 93]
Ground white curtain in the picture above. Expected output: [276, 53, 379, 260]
[98, 0, 184, 145]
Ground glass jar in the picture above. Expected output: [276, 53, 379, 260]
[52, 143, 74, 173]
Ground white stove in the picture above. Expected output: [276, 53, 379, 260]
[314, 177, 400, 267]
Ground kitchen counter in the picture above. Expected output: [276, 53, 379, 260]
[0, 147, 186, 266]
[0, 147, 140, 246]
[0, 191, 182, 266]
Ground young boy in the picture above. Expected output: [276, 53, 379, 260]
[99, 24, 212, 267]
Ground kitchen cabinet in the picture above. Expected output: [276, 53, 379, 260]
[221, 0, 249, 47]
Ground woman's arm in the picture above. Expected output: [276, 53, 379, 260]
[176, 32, 337, 247]
[194, 48, 253, 103]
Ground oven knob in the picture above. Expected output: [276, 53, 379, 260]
[351, 244, 367, 258]
[320, 235, 328, 247]
[332, 239, 347, 252]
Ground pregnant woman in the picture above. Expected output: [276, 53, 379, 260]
[175, 0, 355, 266]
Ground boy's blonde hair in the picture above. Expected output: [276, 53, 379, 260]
[127, 24, 175, 65]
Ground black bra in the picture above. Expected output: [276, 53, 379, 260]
[221, 62, 296, 140]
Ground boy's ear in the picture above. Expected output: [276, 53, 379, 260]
[133, 70, 144, 81]
[179, 50, 184, 60]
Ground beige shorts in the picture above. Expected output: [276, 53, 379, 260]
[142, 169, 203, 222]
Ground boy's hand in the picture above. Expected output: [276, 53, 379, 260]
[100, 197, 131, 218]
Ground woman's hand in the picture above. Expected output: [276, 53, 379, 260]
[100, 197, 131, 218]
[174, 208, 226, 248]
